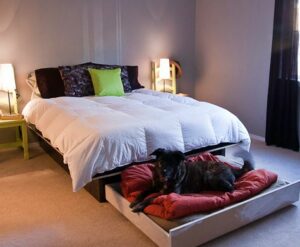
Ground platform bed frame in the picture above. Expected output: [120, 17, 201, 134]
[28, 124, 236, 202]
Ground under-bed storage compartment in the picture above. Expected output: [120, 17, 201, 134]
[105, 180, 300, 247]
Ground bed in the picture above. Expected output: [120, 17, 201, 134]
[22, 63, 250, 201]
[22, 63, 300, 246]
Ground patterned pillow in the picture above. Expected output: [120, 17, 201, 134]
[58, 63, 94, 97]
[59, 63, 132, 97]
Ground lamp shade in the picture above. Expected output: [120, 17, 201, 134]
[0, 63, 16, 91]
[159, 58, 170, 80]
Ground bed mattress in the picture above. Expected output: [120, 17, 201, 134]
[22, 89, 250, 191]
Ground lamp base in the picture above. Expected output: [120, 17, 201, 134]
[7, 91, 12, 114]
[0, 113, 23, 120]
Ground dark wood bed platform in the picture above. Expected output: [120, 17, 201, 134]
[28, 123, 236, 202]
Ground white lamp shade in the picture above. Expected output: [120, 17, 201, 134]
[0, 63, 16, 91]
[159, 58, 170, 80]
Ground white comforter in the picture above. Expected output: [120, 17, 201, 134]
[23, 89, 250, 191]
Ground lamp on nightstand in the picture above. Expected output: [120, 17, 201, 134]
[159, 58, 171, 92]
[151, 59, 178, 94]
[0, 64, 17, 115]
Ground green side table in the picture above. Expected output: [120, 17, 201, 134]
[0, 119, 29, 159]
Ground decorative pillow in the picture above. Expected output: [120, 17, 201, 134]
[35, 68, 65, 98]
[26, 72, 41, 99]
[59, 63, 132, 96]
[58, 62, 94, 97]
[91, 63, 132, 93]
[88, 68, 125, 96]
[126, 66, 144, 89]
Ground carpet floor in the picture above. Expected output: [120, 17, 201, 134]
[0, 139, 299, 247]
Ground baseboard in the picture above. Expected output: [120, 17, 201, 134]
[250, 134, 265, 142]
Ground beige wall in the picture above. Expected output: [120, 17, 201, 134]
[0, 0, 196, 109]
[195, 0, 275, 137]
[0, 0, 196, 142]
[2, 0, 292, 143]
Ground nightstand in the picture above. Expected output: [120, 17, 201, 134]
[0, 119, 29, 159]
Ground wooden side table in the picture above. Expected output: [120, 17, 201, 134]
[0, 119, 29, 159]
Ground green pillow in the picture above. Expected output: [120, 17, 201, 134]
[88, 68, 125, 96]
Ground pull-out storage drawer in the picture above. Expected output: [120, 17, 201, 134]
[105, 180, 300, 247]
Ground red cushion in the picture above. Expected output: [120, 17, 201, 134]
[121, 152, 278, 220]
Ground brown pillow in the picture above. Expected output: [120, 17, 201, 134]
[35, 68, 65, 98]
[126, 66, 144, 90]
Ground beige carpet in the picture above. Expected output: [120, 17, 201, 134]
[0, 140, 299, 247]
[0, 144, 155, 247]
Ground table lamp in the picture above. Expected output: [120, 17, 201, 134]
[0, 64, 16, 115]
[159, 58, 170, 92]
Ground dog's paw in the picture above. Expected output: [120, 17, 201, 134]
[131, 206, 144, 213]
[131, 203, 146, 213]
[129, 201, 138, 208]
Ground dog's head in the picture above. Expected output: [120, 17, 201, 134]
[151, 148, 186, 187]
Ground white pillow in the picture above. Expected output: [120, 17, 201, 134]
[26, 72, 41, 99]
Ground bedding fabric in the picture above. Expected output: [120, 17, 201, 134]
[121, 153, 278, 219]
[22, 89, 251, 192]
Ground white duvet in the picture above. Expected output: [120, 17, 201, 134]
[23, 89, 250, 192]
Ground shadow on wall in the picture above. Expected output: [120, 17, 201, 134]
[0, 0, 21, 32]
[146, 0, 169, 21]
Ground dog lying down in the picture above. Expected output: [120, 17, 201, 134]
[130, 148, 255, 213]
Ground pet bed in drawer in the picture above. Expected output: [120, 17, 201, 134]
[105, 179, 300, 247]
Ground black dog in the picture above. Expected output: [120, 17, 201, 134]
[130, 148, 254, 212]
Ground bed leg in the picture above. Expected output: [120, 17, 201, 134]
[84, 179, 106, 202]
[94, 176, 121, 203]
[98, 179, 107, 202]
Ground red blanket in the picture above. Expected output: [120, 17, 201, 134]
[121, 153, 278, 220]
